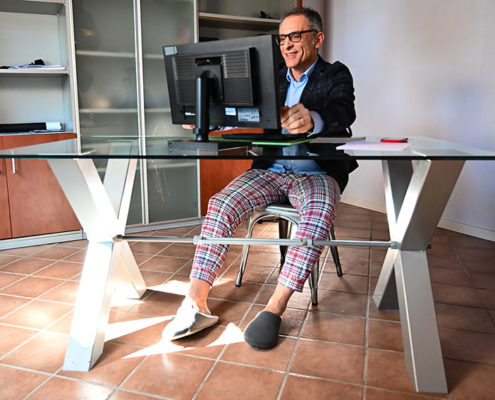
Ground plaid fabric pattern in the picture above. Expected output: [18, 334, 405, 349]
[190, 169, 340, 292]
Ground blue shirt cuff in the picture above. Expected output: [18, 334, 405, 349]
[309, 111, 324, 136]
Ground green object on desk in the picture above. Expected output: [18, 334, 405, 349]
[209, 136, 312, 146]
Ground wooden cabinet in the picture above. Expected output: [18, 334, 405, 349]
[0, 134, 81, 239]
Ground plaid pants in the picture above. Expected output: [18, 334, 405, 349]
[190, 169, 340, 292]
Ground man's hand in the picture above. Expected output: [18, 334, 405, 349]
[281, 104, 314, 134]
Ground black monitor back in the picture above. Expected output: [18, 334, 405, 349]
[163, 35, 282, 130]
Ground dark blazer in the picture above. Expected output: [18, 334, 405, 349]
[251, 56, 358, 192]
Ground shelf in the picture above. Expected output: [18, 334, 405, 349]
[80, 108, 170, 114]
[76, 50, 165, 61]
[0, 69, 69, 77]
[0, 0, 64, 15]
[76, 50, 135, 59]
[198, 12, 280, 31]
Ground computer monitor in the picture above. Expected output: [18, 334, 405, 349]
[163, 35, 282, 142]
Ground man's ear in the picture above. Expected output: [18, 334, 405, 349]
[314, 32, 325, 48]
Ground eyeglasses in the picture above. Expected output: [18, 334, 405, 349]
[276, 29, 318, 46]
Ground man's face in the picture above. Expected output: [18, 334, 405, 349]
[278, 14, 323, 78]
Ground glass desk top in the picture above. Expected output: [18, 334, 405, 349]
[1, 135, 494, 160]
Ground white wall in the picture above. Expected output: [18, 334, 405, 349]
[319, 0, 495, 239]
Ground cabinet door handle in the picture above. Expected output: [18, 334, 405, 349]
[11, 151, 16, 174]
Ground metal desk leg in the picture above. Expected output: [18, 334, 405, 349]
[47, 158, 146, 371]
[373, 159, 464, 393]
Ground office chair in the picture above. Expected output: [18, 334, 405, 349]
[235, 203, 342, 305]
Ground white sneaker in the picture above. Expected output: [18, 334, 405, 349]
[162, 298, 219, 340]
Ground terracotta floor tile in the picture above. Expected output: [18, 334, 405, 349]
[40, 280, 80, 303]
[133, 252, 152, 266]
[0, 245, 47, 257]
[139, 255, 189, 273]
[239, 250, 282, 267]
[28, 376, 113, 400]
[432, 283, 483, 307]
[318, 272, 369, 294]
[291, 339, 364, 383]
[107, 313, 171, 347]
[429, 267, 473, 287]
[2, 331, 68, 373]
[158, 243, 196, 258]
[209, 278, 262, 302]
[335, 226, 371, 239]
[439, 327, 495, 365]
[365, 387, 441, 400]
[366, 348, 417, 393]
[0, 271, 24, 288]
[279, 307, 307, 336]
[0, 365, 47, 399]
[335, 246, 370, 261]
[60, 342, 145, 387]
[313, 290, 368, 316]
[0, 293, 31, 317]
[435, 303, 495, 333]
[1, 215, 494, 399]
[477, 288, 495, 309]
[0, 324, 36, 356]
[33, 261, 82, 279]
[0, 253, 21, 267]
[368, 298, 400, 321]
[130, 241, 170, 255]
[221, 262, 275, 283]
[127, 290, 184, 316]
[427, 242, 456, 257]
[123, 353, 213, 399]
[221, 336, 296, 370]
[159, 324, 227, 359]
[0, 257, 53, 274]
[445, 359, 495, 400]
[46, 311, 73, 334]
[59, 249, 86, 263]
[427, 254, 463, 269]
[462, 256, 495, 274]
[281, 374, 362, 400]
[302, 311, 366, 346]
[1, 275, 63, 298]
[56, 239, 88, 249]
[469, 271, 495, 290]
[337, 258, 369, 276]
[367, 319, 404, 352]
[0, 299, 72, 329]
[255, 284, 311, 310]
[111, 389, 162, 399]
[31, 245, 80, 260]
[197, 362, 284, 400]
[208, 298, 251, 326]
[139, 270, 172, 287]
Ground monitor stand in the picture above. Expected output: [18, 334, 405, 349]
[168, 75, 224, 150]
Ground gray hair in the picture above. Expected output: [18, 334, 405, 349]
[280, 7, 323, 32]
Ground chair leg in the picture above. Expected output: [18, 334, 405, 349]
[308, 260, 319, 306]
[278, 219, 290, 269]
[236, 216, 258, 287]
[329, 224, 343, 277]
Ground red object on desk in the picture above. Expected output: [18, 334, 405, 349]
[381, 137, 408, 143]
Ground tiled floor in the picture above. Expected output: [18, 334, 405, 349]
[0, 203, 494, 400]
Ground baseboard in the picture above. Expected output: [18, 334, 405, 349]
[341, 195, 495, 242]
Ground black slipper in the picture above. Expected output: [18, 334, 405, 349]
[244, 311, 282, 349]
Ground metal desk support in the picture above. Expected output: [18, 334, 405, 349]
[373, 159, 464, 393]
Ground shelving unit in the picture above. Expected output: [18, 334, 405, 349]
[0, 0, 77, 133]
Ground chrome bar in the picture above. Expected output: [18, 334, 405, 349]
[117, 234, 395, 248]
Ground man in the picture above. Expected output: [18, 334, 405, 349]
[163, 7, 357, 349]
